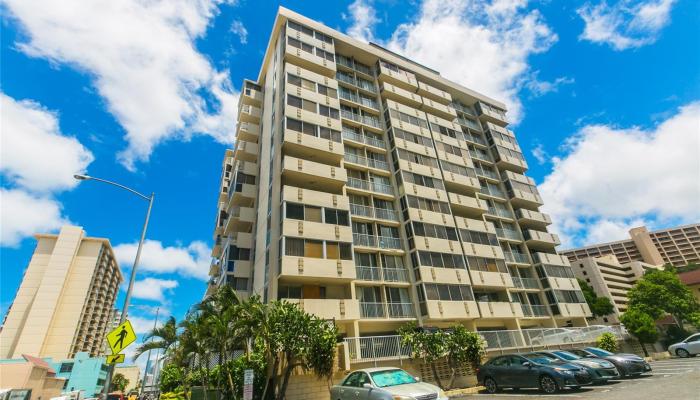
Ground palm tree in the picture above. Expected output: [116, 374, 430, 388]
[133, 316, 179, 360]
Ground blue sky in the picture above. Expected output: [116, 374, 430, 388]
[1, 0, 699, 366]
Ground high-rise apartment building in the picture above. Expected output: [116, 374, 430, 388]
[561, 224, 700, 267]
[569, 255, 662, 324]
[207, 7, 590, 339]
[0, 226, 122, 359]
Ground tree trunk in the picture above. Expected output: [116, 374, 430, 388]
[278, 362, 295, 400]
[429, 362, 444, 390]
[640, 341, 649, 357]
[262, 355, 279, 400]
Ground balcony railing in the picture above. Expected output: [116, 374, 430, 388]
[349, 204, 399, 222]
[346, 177, 394, 195]
[353, 233, 402, 250]
[496, 228, 521, 241]
[521, 304, 550, 317]
[512, 277, 539, 289]
[341, 110, 381, 128]
[344, 326, 629, 363]
[487, 206, 513, 219]
[504, 251, 530, 264]
[360, 302, 386, 318]
[479, 185, 506, 198]
[344, 153, 389, 170]
[475, 168, 499, 180]
[469, 149, 492, 162]
[342, 130, 386, 148]
[355, 266, 409, 282]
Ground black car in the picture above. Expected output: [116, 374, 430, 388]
[531, 350, 619, 383]
[569, 347, 652, 378]
[476, 353, 593, 394]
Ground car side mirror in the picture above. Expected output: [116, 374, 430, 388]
[522, 361, 532, 368]
[414, 376, 421, 382]
[362, 383, 372, 389]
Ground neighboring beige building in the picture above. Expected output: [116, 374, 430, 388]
[0, 354, 65, 400]
[207, 7, 590, 341]
[115, 365, 141, 393]
[569, 255, 662, 324]
[562, 224, 700, 267]
[678, 269, 700, 304]
[0, 226, 122, 360]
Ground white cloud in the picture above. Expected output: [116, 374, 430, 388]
[0, 189, 69, 247]
[132, 278, 179, 302]
[525, 75, 574, 97]
[129, 315, 164, 335]
[531, 143, 548, 165]
[3, 0, 239, 170]
[114, 239, 211, 281]
[230, 20, 248, 44]
[1, 93, 93, 193]
[344, 0, 380, 43]
[539, 101, 700, 248]
[577, 0, 676, 50]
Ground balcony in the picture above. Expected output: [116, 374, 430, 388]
[234, 160, 257, 177]
[282, 219, 353, 243]
[355, 265, 410, 283]
[515, 209, 552, 229]
[281, 156, 346, 191]
[342, 129, 386, 151]
[493, 148, 528, 173]
[283, 130, 344, 164]
[421, 97, 457, 120]
[236, 122, 259, 143]
[417, 266, 471, 285]
[284, 41, 336, 77]
[507, 188, 543, 209]
[336, 72, 377, 95]
[478, 301, 524, 318]
[448, 192, 488, 217]
[233, 140, 258, 163]
[349, 203, 400, 223]
[224, 206, 254, 234]
[352, 233, 403, 250]
[238, 104, 261, 124]
[523, 229, 561, 249]
[346, 177, 395, 198]
[443, 172, 480, 194]
[468, 148, 493, 163]
[229, 232, 253, 249]
[555, 302, 591, 319]
[511, 277, 540, 290]
[228, 182, 256, 208]
[379, 82, 423, 108]
[241, 85, 263, 106]
[338, 89, 379, 113]
[377, 63, 418, 90]
[341, 110, 382, 132]
[285, 298, 360, 321]
[503, 251, 530, 265]
[486, 206, 514, 220]
[360, 302, 415, 319]
[520, 304, 550, 318]
[478, 185, 506, 200]
[422, 300, 479, 320]
[475, 101, 508, 126]
[495, 227, 521, 242]
[279, 256, 355, 281]
[344, 153, 390, 173]
[417, 81, 452, 104]
[469, 269, 514, 289]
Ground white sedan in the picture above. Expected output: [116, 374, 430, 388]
[330, 367, 448, 400]
[668, 333, 700, 358]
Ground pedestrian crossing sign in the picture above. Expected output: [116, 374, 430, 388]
[106, 353, 126, 364]
[106, 319, 136, 354]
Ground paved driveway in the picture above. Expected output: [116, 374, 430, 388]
[452, 357, 700, 400]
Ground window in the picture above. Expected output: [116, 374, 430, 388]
[391, 128, 433, 147]
[402, 172, 444, 190]
[286, 203, 304, 220]
[326, 241, 352, 260]
[287, 94, 302, 108]
[319, 105, 340, 119]
[324, 208, 350, 225]
[460, 229, 499, 246]
[411, 222, 458, 241]
[389, 108, 428, 128]
[466, 256, 507, 273]
[287, 36, 314, 53]
[315, 48, 335, 61]
[423, 283, 473, 301]
[59, 363, 74, 373]
[305, 240, 323, 258]
[285, 238, 304, 256]
[417, 251, 465, 269]
[318, 85, 338, 98]
[278, 285, 302, 299]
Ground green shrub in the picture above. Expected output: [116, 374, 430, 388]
[597, 332, 618, 353]
[159, 364, 185, 393]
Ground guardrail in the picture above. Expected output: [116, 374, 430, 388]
[344, 325, 628, 364]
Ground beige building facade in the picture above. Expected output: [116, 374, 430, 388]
[562, 224, 700, 267]
[114, 365, 141, 393]
[0, 355, 65, 400]
[569, 255, 662, 324]
[0, 225, 122, 360]
[207, 7, 590, 340]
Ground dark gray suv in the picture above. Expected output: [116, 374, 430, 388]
[570, 347, 652, 378]
[476, 353, 592, 394]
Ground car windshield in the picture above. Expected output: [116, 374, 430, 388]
[370, 369, 417, 388]
[524, 354, 556, 365]
[552, 351, 580, 361]
[586, 347, 613, 357]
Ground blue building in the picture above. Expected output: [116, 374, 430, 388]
[49, 352, 109, 397]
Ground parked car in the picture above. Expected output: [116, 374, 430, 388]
[330, 367, 448, 400]
[668, 333, 700, 358]
[530, 350, 619, 383]
[476, 353, 592, 394]
[528, 328, 578, 345]
[569, 347, 651, 377]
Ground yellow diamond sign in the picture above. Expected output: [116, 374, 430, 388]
[106, 320, 136, 354]
[106, 353, 126, 364]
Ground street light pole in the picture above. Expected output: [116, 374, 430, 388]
[74, 174, 154, 397]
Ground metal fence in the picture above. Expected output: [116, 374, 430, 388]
[344, 325, 628, 364]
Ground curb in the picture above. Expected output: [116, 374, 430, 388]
[445, 386, 485, 397]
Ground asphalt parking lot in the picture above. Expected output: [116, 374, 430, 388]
[452, 357, 700, 400]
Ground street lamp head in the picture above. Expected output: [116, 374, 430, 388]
[73, 174, 90, 180]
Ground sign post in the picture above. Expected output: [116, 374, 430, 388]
[243, 369, 254, 400]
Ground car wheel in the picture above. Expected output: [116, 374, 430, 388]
[539, 375, 559, 394]
[484, 377, 499, 394]
[676, 349, 690, 358]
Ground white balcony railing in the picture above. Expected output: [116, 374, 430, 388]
[355, 266, 409, 282]
[346, 177, 394, 195]
[350, 204, 399, 221]
[352, 233, 402, 250]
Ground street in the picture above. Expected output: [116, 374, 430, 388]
[452, 357, 700, 400]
